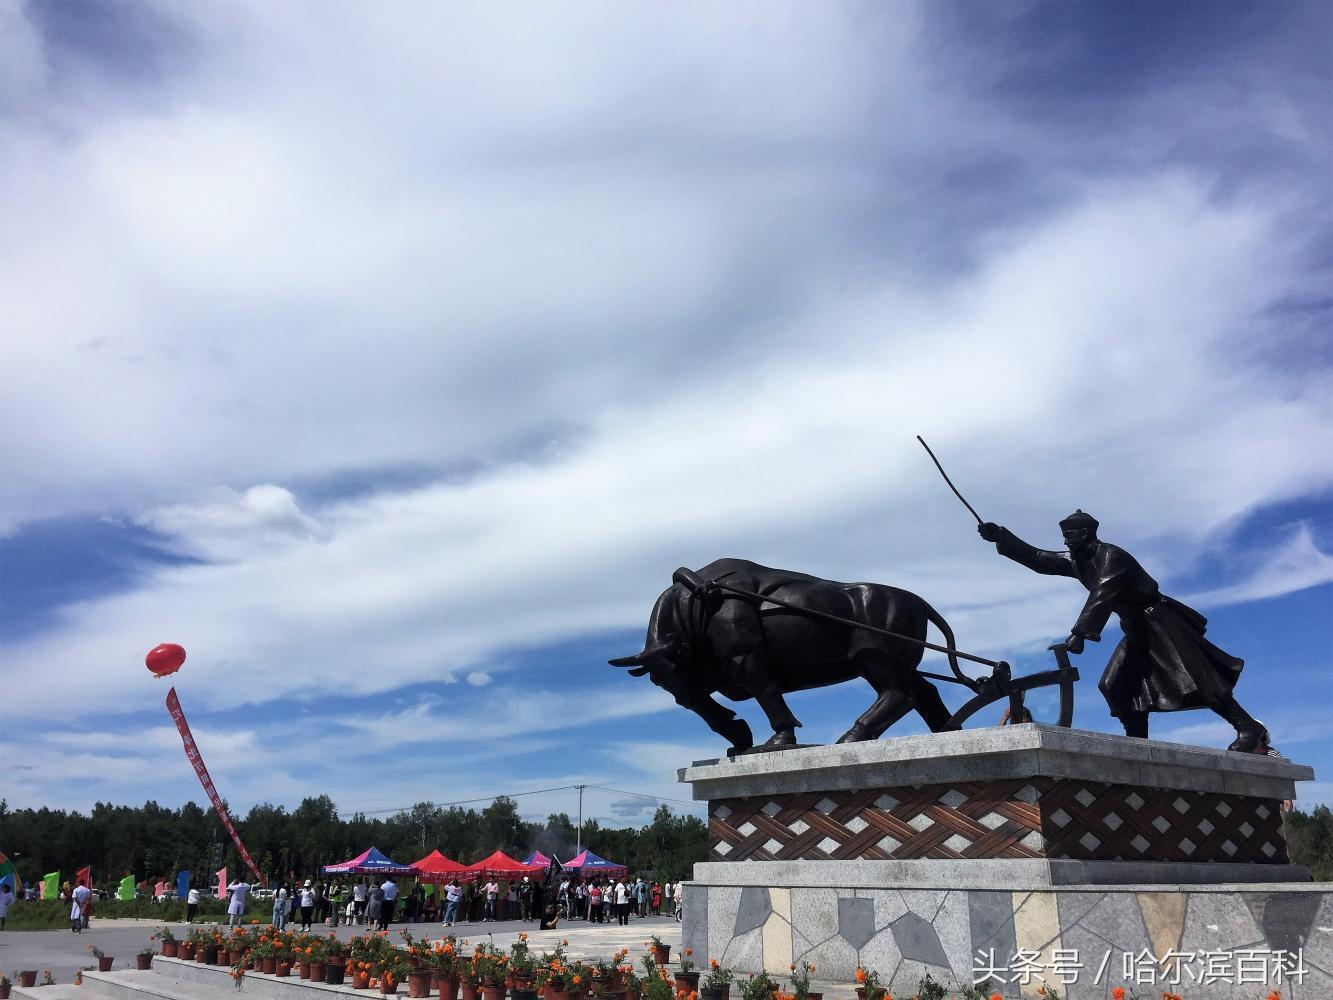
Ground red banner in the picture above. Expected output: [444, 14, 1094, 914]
[165, 687, 264, 884]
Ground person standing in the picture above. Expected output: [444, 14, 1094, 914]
[298, 880, 315, 931]
[272, 883, 288, 930]
[380, 878, 398, 928]
[186, 884, 201, 923]
[673, 880, 683, 921]
[314, 881, 327, 925]
[443, 880, 462, 926]
[662, 880, 671, 917]
[366, 883, 383, 929]
[613, 879, 629, 926]
[519, 876, 533, 921]
[70, 881, 91, 933]
[588, 882, 601, 923]
[353, 880, 368, 924]
[977, 512, 1266, 747]
[0, 881, 14, 931]
[226, 879, 250, 928]
[650, 881, 661, 916]
[483, 879, 498, 921]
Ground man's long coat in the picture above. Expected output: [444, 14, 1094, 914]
[994, 529, 1243, 716]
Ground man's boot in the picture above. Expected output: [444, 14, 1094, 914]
[1121, 711, 1149, 739]
[1214, 695, 1269, 752]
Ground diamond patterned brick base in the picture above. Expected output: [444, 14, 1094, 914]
[708, 777, 1289, 865]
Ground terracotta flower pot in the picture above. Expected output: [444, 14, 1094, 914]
[382, 978, 400, 995]
[0, 982, 11, 999]
[137, 955, 154, 971]
[310, 961, 327, 982]
[300, 960, 312, 980]
[18, 972, 38, 988]
[98, 956, 115, 972]
[276, 962, 292, 977]
[262, 957, 277, 975]
[180, 943, 196, 960]
[482, 985, 506, 1000]
[194, 946, 207, 964]
[652, 945, 670, 965]
[461, 982, 480, 1000]
[162, 941, 179, 958]
[674, 973, 700, 993]
[353, 970, 372, 989]
[439, 975, 460, 1000]
[408, 970, 432, 998]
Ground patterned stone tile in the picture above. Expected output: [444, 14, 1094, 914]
[864, 887, 908, 932]
[1304, 894, 1333, 968]
[932, 891, 975, 986]
[684, 885, 709, 962]
[852, 924, 902, 987]
[790, 888, 840, 947]
[1069, 892, 1149, 958]
[721, 926, 763, 972]
[900, 889, 947, 918]
[1176, 891, 1263, 955]
[967, 891, 1019, 999]
[794, 930, 858, 983]
[1136, 891, 1185, 957]
[707, 886, 742, 965]
[734, 885, 772, 937]
[761, 889, 792, 976]
[1258, 891, 1323, 954]
[837, 896, 875, 950]
[888, 910, 949, 968]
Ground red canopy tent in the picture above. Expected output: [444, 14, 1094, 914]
[467, 850, 545, 881]
[411, 850, 470, 884]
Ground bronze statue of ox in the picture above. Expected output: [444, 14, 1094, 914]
[609, 557, 963, 751]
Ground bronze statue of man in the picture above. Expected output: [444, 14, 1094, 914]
[978, 510, 1268, 751]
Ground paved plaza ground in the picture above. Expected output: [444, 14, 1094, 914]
[0, 915, 684, 989]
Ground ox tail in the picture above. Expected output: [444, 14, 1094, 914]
[920, 599, 971, 688]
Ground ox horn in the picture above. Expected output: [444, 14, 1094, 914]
[609, 652, 647, 668]
[608, 634, 681, 668]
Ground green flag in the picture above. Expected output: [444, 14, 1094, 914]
[118, 874, 135, 901]
[41, 871, 59, 899]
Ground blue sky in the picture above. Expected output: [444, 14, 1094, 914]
[1, 1, 1330, 827]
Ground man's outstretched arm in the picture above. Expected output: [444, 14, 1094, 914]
[978, 522, 1076, 577]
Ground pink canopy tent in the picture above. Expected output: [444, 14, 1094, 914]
[521, 849, 552, 867]
[466, 850, 545, 880]
[411, 850, 470, 885]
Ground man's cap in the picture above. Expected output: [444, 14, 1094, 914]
[304, 879, 311, 887]
[1059, 509, 1099, 532]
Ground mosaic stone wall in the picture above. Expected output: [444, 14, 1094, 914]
[708, 778, 1289, 865]
[681, 883, 1332, 1000]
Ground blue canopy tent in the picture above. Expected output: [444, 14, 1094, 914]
[561, 849, 627, 878]
[321, 846, 419, 877]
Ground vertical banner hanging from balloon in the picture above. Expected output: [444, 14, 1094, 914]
[176, 870, 190, 899]
[164, 687, 264, 884]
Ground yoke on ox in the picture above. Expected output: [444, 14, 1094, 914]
[609, 558, 1077, 752]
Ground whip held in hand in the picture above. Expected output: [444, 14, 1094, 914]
[916, 435, 983, 524]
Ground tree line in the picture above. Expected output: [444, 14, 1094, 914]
[0, 795, 708, 888]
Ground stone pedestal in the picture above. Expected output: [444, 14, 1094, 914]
[677, 724, 1330, 999]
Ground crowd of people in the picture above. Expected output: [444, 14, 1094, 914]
[211, 873, 684, 931]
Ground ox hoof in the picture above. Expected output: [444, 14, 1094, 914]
[835, 726, 871, 744]
[760, 729, 798, 749]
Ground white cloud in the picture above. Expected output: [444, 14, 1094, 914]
[1, 3, 1330, 811]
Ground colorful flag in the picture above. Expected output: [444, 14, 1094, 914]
[118, 875, 135, 901]
[41, 871, 59, 899]
[0, 851, 21, 894]
[215, 867, 227, 900]
[176, 871, 190, 899]
[75, 866, 91, 888]
[154, 880, 167, 898]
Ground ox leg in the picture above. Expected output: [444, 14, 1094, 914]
[682, 695, 754, 751]
[731, 653, 802, 748]
[838, 652, 950, 743]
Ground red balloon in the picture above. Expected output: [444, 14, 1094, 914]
[146, 643, 187, 677]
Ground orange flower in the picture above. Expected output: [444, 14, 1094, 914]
[684, 949, 693, 957]
[789, 965, 796, 972]
[711, 960, 721, 971]
[1112, 990, 1125, 1000]
[855, 969, 866, 984]
[1268, 993, 1283, 1000]
[572, 976, 582, 986]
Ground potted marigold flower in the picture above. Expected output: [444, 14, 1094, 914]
[852, 968, 883, 1000]
[786, 961, 819, 1000]
[88, 943, 115, 973]
[0, 972, 11, 1000]
[702, 959, 733, 1000]
[137, 946, 156, 971]
[379, 949, 413, 996]
[431, 936, 461, 999]
[738, 972, 777, 1000]
[153, 926, 179, 958]
[646, 935, 671, 966]
[673, 950, 699, 993]
[637, 957, 675, 1000]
